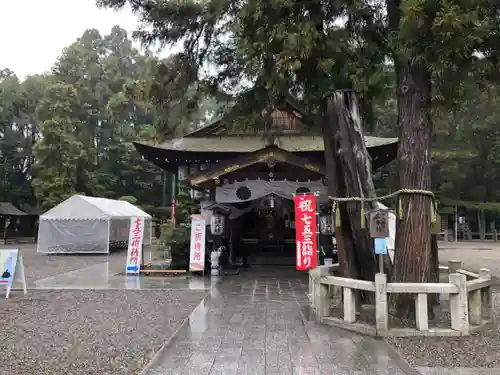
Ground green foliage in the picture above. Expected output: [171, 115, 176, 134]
[157, 186, 199, 267]
[118, 195, 138, 204]
[0, 25, 222, 210]
[32, 82, 86, 208]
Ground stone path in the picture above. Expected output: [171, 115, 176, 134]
[27, 250, 500, 375]
[417, 369, 500, 375]
[141, 267, 415, 375]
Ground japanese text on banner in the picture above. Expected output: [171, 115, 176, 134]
[294, 194, 318, 271]
[125, 217, 145, 274]
[189, 216, 206, 271]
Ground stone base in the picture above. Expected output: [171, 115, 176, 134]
[321, 316, 377, 336]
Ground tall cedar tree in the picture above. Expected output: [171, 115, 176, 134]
[98, 0, 500, 318]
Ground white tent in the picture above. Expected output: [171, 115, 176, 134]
[37, 195, 152, 254]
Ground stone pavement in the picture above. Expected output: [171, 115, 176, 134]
[28, 252, 500, 375]
[417, 369, 500, 375]
[438, 241, 500, 279]
[142, 267, 416, 375]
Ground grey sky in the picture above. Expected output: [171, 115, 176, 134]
[0, 0, 143, 78]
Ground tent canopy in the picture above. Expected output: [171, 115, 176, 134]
[41, 195, 152, 220]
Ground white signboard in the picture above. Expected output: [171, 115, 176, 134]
[189, 215, 206, 272]
[0, 249, 27, 298]
[125, 217, 145, 275]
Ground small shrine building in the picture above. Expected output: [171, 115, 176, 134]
[134, 95, 398, 265]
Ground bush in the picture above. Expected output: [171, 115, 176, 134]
[157, 220, 190, 268]
[156, 186, 200, 269]
[119, 195, 138, 204]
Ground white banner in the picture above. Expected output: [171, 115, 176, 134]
[125, 217, 145, 275]
[0, 249, 27, 298]
[189, 215, 206, 272]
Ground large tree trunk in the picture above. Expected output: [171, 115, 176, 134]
[324, 90, 378, 289]
[392, 57, 433, 319]
[321, 116, 357, 279]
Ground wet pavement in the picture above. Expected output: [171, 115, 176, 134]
[30, 259, 497, 375]
[137, 267, 415, 375]
[33, 261, 209, 290]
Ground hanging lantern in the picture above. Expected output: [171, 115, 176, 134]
[178, 165, 188, 181]
[210, 213, 224, 235]
[189, 164, 200, 174]
[320, 213, 334, 235]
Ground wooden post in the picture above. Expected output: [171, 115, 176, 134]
[479, 268, 492, 319]
[468, 289, 482, 325]
[415, 293, 429, 331]
[449, 273, 469, 334]
[448, 260, 462, 275]
[428, 234, 440, 310]
[343, 287, 356, 323]
[375, 273, 388, 334]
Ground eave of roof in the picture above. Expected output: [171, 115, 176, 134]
[0, 202, 29, 216]
[135, 135, 398, 154]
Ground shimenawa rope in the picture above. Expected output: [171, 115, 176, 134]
[329, 189, 436, 229]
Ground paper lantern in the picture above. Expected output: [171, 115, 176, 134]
[320, 214, 334, 235]
[178, 165, 188, 181]
[210, 213, 224, 235]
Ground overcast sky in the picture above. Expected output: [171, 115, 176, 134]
[0, 0, 144, 79]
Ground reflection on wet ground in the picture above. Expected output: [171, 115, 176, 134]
[21, 251, 500, 374]
[140, 268, 415, 375]
[34, 261, 210, 290]
[31, 264, 417, 374]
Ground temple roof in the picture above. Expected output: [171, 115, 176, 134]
[183, 94, 315, 137]
[135, 135, 398, 154]
[134, 91, 399, 173]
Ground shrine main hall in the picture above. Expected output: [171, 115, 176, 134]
[134, 94, 398, 265]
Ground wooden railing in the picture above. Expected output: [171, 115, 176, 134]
[309, 260, 493, 336]
[462, 230, 499, 241]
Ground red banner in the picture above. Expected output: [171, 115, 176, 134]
[294, 194, 318, 271]
[171, 200, 176, 226]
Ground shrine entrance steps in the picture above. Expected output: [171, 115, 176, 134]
[140, 267, 418, 374]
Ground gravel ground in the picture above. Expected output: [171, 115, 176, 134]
[0, 244, 127, 282]
[0, 289, 206, 375]
[387, 291, 500, 368]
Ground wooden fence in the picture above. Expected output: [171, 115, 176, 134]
[309, 260, 493, 336]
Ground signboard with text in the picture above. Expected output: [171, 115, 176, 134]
[189, 215, 206, 272]
[125, 217, 145, 275]
[0, 249, 28, 298]
[294, 194, 318, 271]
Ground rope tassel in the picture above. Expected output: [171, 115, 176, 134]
[430, 200, 437, 223]
[360, 203, 365, 228]
[398, 197, 404, 219]
[335, 204, 341, 228]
